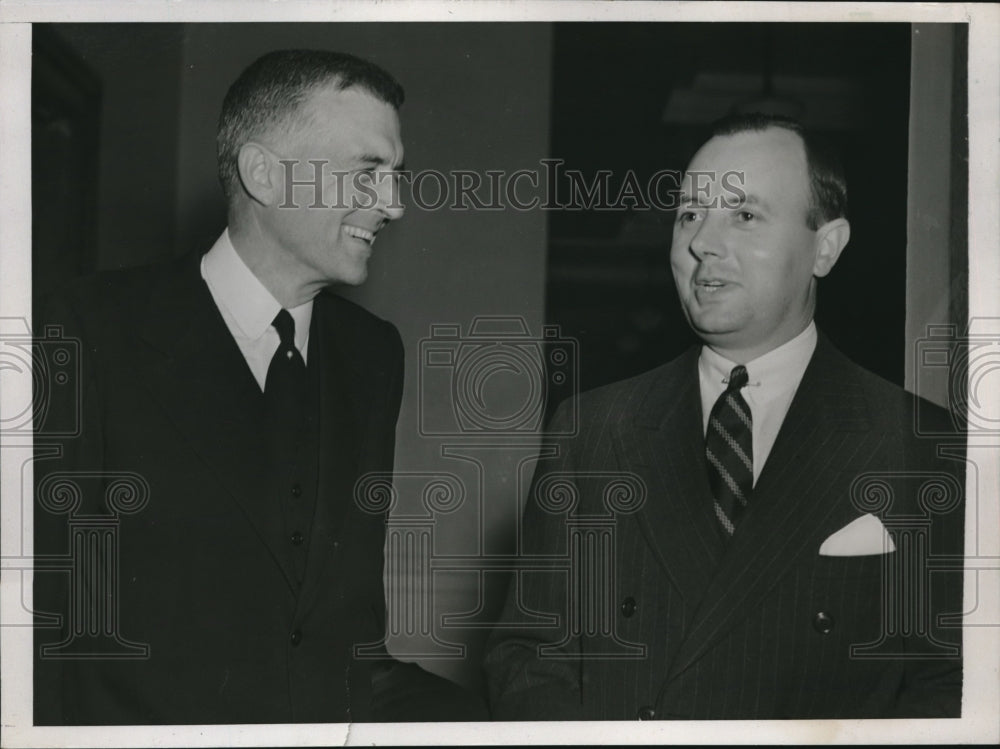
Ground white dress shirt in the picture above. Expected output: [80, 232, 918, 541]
[699, 322, 817, 485]
[200, 229, 312, 391]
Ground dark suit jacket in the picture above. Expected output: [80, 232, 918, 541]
[485, 334, 965, 720]
[33, 251, 413, 724]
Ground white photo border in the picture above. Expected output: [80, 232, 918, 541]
[1, 2, 997, 746]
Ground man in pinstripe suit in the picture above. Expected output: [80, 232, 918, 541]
[484, 114, 964, 719]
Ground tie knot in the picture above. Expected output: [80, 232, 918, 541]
[727, 365, 749, 391]
[272, 309, 295, 348]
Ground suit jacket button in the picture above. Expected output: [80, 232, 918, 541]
[290, 629, 302, 647]
[637, 705, 655, 720]
[291, 531, 304, 546]
[813, 611, 834, 634]
[620, 596, 637, 618]
[291, 483, 303, 498]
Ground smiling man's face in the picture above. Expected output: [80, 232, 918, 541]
[670, 127, 829, 362]
[257, 82, 405, 294]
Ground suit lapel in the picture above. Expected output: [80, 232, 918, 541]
[134, 253, 298, 590]
[665, 335, 877, 681]
[614, 348, 725, 607]
[297, 292, 379, 613]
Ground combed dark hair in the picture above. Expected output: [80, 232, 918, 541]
[217, 49, 404, 202]
[709, 112, 848, 230]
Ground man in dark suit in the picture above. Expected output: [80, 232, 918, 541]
[484, 114, 965, 720]
[34, 49, 482, 724]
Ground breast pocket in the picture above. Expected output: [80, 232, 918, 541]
[808, 551, 894, 582]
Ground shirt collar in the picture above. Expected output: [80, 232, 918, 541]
[700, 322, 818, 396]
[202, 229, 312, 347]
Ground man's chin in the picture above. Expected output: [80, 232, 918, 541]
[688, 320, 758, 354]
[686, 312, 743, 341]
[695, 330, 737, 348]
[331, 263, 369, 287]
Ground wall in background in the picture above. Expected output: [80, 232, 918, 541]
[546, 23, 915, 393]
[50, 24, 183, 271]
[905, 24, 969, 408]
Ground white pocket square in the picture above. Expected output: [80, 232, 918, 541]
[818, 513, 896, 556]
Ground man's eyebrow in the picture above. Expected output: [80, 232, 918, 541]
[734, 193, 772, 211]
[355, 153, 404, 170]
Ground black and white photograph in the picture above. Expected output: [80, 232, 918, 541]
[1, 1, 998, 746]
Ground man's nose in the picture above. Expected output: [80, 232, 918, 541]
[377, 174, 405, 221]
[689, 212, 725, 259]
[381, 200, 405, 221]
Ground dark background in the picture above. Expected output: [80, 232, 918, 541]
[34, 23, 916, 392]
[546, 23, 913, 394]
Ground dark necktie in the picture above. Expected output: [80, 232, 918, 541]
[705, 364, 753, 537]
[264, 309, 307, 443]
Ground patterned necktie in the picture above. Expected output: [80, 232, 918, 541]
[705, 364, 753, 537]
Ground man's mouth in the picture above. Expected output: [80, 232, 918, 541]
[696, 278, 729, 293]
[343, 224, 376, 245]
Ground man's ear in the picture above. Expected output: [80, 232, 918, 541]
[812, 217, 850, 278]
[236, 142, 280, 207]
